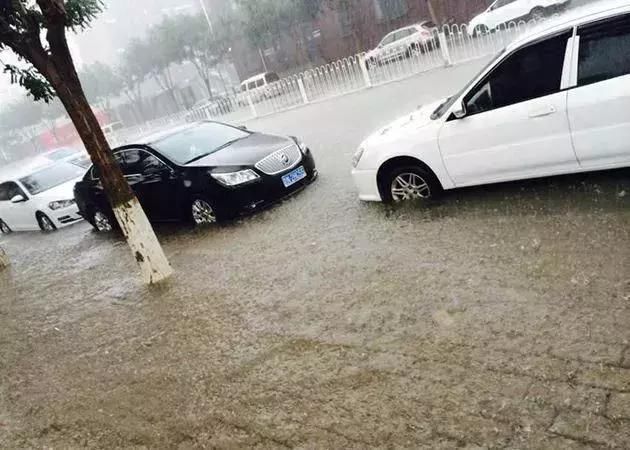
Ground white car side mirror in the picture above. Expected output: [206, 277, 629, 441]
[10, 194, 26, 203]
[453, 101, 467, 119]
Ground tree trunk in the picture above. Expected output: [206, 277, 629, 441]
[40, 37, 172, 284]
[0, 245, 9, 270]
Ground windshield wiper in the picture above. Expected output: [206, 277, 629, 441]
[184, 137, 247, 164]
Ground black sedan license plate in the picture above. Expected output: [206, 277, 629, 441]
[282, 166, 306, 188]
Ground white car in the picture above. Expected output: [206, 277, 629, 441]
[468, 0, 571, 36]
[365, 22, 438, 66]
[0, 161, 86, 232]
[352, 0, 630, 203]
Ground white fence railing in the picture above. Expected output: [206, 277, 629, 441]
[111, 19, 540, 145]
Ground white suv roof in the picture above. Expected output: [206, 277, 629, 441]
[508, 0, 630, 52]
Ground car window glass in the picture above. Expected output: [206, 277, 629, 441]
[394, 29, 409, 41]
[0, 182, 22, 201]
[120, 149, 166, 175]
[423, 21, 436, 28]
[265, 73, 280, 83]
[91, 152, 124, 179]
[19, 163, 85, 195]
[495, 0, 516, 8]
[3, 182, 25, 200]
[152, 122, 250, 165]
[465, 31, 569, 115]
[247, 81, 256, 90]
[577, 14, 630, 86]
[380, 33, 395, 46]
[255, 78, 265, 88]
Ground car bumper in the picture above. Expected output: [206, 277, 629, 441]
[216, 150, 318, 217]
[49, 204, 84, 228]
[351, 168, 381, 202]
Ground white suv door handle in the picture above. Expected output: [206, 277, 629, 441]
[528, 105, 557, 118]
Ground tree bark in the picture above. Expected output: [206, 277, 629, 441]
[31, 16, 173, 284]
[0, 245, 9, 270]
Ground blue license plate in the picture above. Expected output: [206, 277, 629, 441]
[282, 166, 307, 188]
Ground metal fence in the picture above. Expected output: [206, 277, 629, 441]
[111, 19, 538, 145]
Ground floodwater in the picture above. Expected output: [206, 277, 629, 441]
[2, 62, 630, 448]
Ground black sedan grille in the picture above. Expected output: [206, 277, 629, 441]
[255, 144, 301, 175]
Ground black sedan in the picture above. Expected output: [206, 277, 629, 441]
[73, 121, 317, 232]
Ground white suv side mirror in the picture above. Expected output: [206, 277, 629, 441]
[10, 194, 26, 203]
[453, 101, 467, 119]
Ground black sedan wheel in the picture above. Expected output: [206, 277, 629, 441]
[191, 199, 217, 226]
[93, 210, 114, 232]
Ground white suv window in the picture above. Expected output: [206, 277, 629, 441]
[465, 31, 570, 115]
[577, 13, 630, 86]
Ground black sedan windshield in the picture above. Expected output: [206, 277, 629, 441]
[153, 122, 250, 164]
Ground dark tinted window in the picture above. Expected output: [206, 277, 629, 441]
[91, 152, 124, 180]
[465, 32, 570, 115]
[265, 73, 280, 83]
[578, 14, 630, 86]
[0, 182, 25, 201]
[121, 149, 167, 175]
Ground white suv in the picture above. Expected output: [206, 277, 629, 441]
[365, 21, 438, 66]
[468, 0, 571, 36]
[352, 1, 630, 203]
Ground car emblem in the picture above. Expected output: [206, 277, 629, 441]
[279, 152, 290, 166]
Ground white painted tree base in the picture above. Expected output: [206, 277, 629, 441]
[112, 198, 173, 284]
[0, 245, 9, 270]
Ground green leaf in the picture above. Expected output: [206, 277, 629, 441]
[3, 64, 56, 102]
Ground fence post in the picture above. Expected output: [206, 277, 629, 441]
[247, 94, 258, 118]
[359, 54, 372, 88]
[297, 78, 309, 104]
[438, 31, 452, 66]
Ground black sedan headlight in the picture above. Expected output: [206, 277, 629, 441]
[211, 169, 260, 186]
[291, 136, 308, 154]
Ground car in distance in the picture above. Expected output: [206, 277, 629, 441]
[352, 1, 630, 203]
[365, 21, 439, 66]
[0, 161, 86, 233]
[468, 0, 570, 36]
[41, 146, 84, 163]
[238, 72, 281, 104]
[73, 121, 317, 232]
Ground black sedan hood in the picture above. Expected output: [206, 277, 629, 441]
[185, 133, 293, 167]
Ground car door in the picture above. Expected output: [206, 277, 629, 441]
[120, 149, 179, 221]
[438, 31, 579, 186]
[86, 152, 126, 215]
[0, 182, 34, 230]
[567, 13, 630, 168]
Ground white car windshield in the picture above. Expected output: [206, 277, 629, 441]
[152, 122, 250, 164]
[19, 163, 86, 195]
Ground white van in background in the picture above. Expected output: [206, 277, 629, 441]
[239, 72, 281, 104]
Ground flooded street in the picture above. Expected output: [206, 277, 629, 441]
[2, 62, 630, 448]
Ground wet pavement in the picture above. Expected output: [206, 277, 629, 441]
[1, 60, 630, 448]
